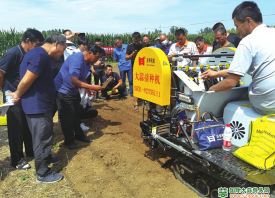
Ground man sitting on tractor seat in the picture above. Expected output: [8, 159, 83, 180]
[201, 1, 275, 115]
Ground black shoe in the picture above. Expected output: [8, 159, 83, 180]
[119, 96, 125, 101]
[64, 143, 79, 150]
[75, 136, 93, 142]
[51, 157, 62, 165]
[102, 96, 110, 100]
[16, 159, 31, 170]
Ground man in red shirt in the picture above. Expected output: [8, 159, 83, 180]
[195, 36, 213, 66]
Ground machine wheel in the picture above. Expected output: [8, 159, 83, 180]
[173, 156, 208, 197]
[196, 179, 211, 197]
[210, 189, 218, 198]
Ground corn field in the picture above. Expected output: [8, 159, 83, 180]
[0, 28, 237, 60]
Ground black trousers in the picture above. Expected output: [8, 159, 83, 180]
[94, 69, 105, 97]
[86, 73, 92, 85]
[7, 103, 34, 167]
[52, 100, 58, 117]
[56, 92, 85, 145]
[79, 105, 98, 121]
[102, 84, 126, 98]
[26, 112, 53, 177]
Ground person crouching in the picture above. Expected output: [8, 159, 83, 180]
[102, 65, 126, 100]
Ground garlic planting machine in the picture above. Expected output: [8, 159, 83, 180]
[133, 47, 275, 198]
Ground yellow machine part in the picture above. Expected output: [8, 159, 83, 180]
[212, 47, 236, 54]
[0, 103, 7, 125]
[133, 48, 171, 106]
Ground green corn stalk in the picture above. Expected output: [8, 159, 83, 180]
[0, 28, 239, 60]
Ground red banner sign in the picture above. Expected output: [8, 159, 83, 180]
[102, 46, 116, 55]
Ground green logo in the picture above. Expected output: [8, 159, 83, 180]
[218, 187, 228, 198]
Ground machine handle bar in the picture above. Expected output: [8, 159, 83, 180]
[174, 54, 235, 58]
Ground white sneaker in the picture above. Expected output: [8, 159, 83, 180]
[16, 160, 31, 170]
[80, 123, 89, 131]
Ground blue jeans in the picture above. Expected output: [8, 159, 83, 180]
[120, 68, 133, 96]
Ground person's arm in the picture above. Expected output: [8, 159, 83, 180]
[111, 79, 123, 94]
[125, 45, 137, 61]
[66, 32, 80, 40]
[201, 69, 229, 81]
[167, 46, 175, 60]
[190, 57, 199, 61]
[0, 71, 5, 91]
[91, 65, 96, 74]
[94, 58, 102, 66]
[113, 50, 119, 62]
[207, 44, 252, 91]
[125, 51, 136, 61]
[208, 74, 241, 91]
[189, 44, 199, 61]
[0, 52, 14, 91]
[114, 79, 123, 89]
[8, 70, 39, 103]
[71, 76, 104, 91]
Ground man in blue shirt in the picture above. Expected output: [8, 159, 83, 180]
[102, 65, 125, 100]
[0, 29, 44, 170]
[155, 34, 174, 56]
[113, 37, 132, 97]
[55, 44, 103, 150]
[9, 33, 66, 183]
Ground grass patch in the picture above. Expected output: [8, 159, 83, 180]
[19, 174, 29, 181]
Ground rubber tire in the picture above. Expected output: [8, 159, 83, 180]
[196, 178, 210, 197]
[210, 189, 218, 198]
[173, 157, 208, 197]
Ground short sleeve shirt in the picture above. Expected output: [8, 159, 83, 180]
[0, 44, 25, 102]
[227, 24, 275, 112]
[213, 33, 241, 50]
[126, 42, 147, 66]
[55, 52, 91, 96]
[168, 40, 199, 69]
[20, 47, 56, 114]
[198, 44, 213, 66]
[64, 40, 77, 60]
[51, 55, 64, 79]
[102, 72, 121, 87]
[214, 42, 235, 51]
[113, 44, 132, 71]
[146, 42, 155, 47]
[155, 42, 175, 55]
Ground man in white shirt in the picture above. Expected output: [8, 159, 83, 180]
[201, 1, 275, 115]
[63, 29, 79, 60]
[168, 29, 199, 69]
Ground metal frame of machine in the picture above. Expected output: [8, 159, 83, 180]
[139, 50, 275, 198]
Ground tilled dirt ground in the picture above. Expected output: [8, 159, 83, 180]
[0, 67, 200, 198]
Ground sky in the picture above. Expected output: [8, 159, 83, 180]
[0, 0, 274, 34]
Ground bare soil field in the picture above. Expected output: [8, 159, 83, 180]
[0, 67, 200, 198]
